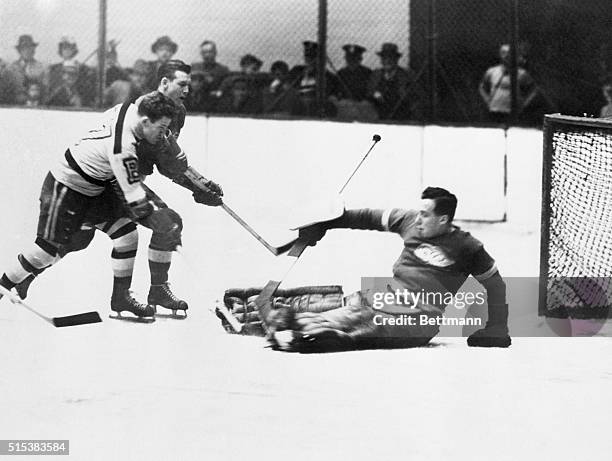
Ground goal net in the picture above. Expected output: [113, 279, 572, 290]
[540, 114, 612, 318]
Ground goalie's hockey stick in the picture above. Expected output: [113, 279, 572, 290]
[0, 285, 102, 327]
[255, 134, 382, 327]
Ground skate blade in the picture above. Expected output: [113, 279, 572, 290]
[154, 310, 188, 320]
[109, 312, 156, 323]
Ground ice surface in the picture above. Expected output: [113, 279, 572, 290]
[0, 114, 610, 461]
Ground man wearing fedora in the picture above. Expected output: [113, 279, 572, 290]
[145, 36, 178, 92]
[7, 35, 46, 105]
[47, 36, 96, 107]
[368, 42, 413, 120]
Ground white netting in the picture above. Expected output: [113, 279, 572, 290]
[544, 119, 612, 317]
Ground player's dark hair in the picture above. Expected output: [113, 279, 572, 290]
[157, 59, 191, 82]
[137, 91, 177, 122]
[421, 187, 457, 221]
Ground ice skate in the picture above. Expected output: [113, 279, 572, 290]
[148, 282, 188, 319]
[109, 289, 156, 323]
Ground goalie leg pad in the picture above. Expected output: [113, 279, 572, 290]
[275, 291, 442, 352]
[217, 285, 344, 336]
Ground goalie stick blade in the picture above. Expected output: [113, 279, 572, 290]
[271, 238, 298, 256]
[52, 311, 102, 327]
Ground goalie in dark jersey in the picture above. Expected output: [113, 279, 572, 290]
[221, 187, 511, 350]
[10, 60, 223, 319]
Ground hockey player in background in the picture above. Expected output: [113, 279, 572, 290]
[222, 187, 511, 351]
[0, 92, 180, 319]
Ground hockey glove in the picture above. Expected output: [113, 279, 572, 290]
[467, 304, 511, 347]
[298, 223, 328, 247]
[193, 179, 223, 206]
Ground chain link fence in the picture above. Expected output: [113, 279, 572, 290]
[1, 0, 611, 126]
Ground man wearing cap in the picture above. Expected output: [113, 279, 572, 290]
[7, 35, 46, 105]
[47, 37, 95, 107]
[145, 36, 179, 92]
[368, 42, 413, 120]
[288, 41, 341, 117]
[217, 53, 267, 114]
[190, 40, 230, 112]
[337, 44, 372, 102]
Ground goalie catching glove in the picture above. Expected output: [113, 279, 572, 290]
[216, 285, 344, 336]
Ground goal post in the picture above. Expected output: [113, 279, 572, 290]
[539, 114, 612, 319]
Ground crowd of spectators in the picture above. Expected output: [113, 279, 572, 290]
[0, 34, 586, 124]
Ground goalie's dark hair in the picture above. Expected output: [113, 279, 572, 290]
[421, 186, 457, 221]
[157, 59, 191, 82]
[137, 91, 177, 122]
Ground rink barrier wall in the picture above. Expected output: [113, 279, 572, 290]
[0, 108, 541, 230]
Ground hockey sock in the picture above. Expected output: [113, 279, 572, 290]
[112, 276, 132, 298]
[148, 247, 172, 285]
[2, 238, 59, 286]
[103, 220, 138, 283]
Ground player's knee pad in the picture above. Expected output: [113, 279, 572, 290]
[150, 208, 182, 251]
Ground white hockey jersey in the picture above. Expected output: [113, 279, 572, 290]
[51, 102, 146, 205]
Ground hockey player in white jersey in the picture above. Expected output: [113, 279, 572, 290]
[10, 60, 224, 319]
[0, 92, 180, 320]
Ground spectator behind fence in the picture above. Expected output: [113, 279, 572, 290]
[478, 43, 538, 124]
[144, 35, 178, 91]
[46, 64, 83, 107]
[262, 60, 304, 116]
[600, 80, 612, 118]
[103, 59, 149, 107]
[216, 75, 262, 115]
[218, 54, 267, 111]
[7, 35, 46, 105]
[104, 39, 127, 86]
[335, 44, 378, 121]
[368, 42, 413, 120]
[190, 40, 230, 113]
[0, 58, 19, 104]
[24, 80, 42, 107]
[338, 44, 372, 101]
[289, 40, 341, 117]
[47, 37, 95, 107]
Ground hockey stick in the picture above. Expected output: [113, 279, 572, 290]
[0, 284, 102, 327]
[221, 203, 296, 256]
[184, 167, 294, 256]
[255, 134, 382, 324]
